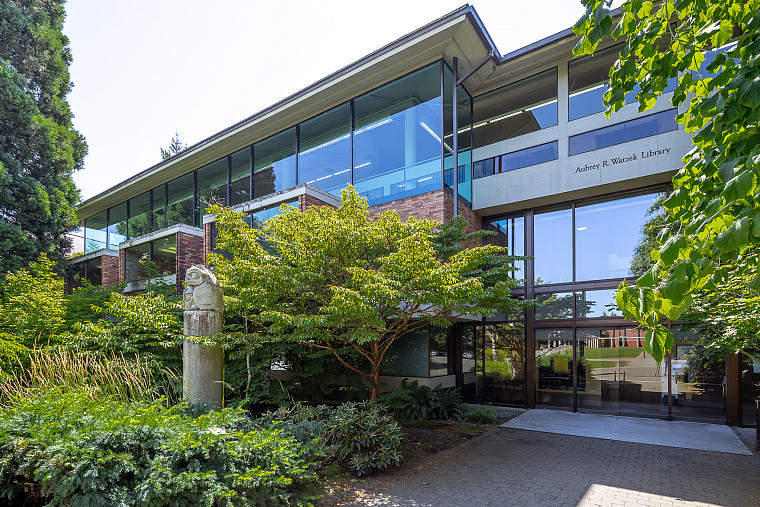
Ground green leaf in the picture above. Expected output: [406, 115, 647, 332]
[645, 325, 670, 363]
[739, 77, 760, 110]
[615, 284, 641, 321]
[714, 216, 750, 253]
[722, 171, 756, 202]
[636, 265, 659, 288]
[638, 287, 655, 320]
[711, 20, 734, 48]
[659, 235, 688, 265]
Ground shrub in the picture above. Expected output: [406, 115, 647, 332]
[0, 391, 320, 506]
[259, 401, 403, 476]
[465, 406, 498, 425]
[378, 379, 466, 421]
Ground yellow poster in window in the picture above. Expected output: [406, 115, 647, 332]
[554, 357, 569, 375]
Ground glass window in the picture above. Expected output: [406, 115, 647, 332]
[474, 68, 558, 146]
[429, 326, 453, 377]
[247, 200, 298, 229]
[569, 109, 678, 156]
[381, 327, 429, 377]
[153, 235, 177, 276]
[672, 325, 726, 422]
[254, 128, 296, 199]
[84, 211, 107, 253]
[535, 328, 574, 407]
[534, 207, 572, 285]
[124, 242, 149, 283]
[575, 289, 622, 318]
[128, 192, 150, 239]
[298, 104, 351, 195]
[86, 257, 102, 286]
[67, 262, 86, 293]
[479, 323, 526, 405]
[108, 202, 128, 246]
[501, 141, 558, 173]
[196, 158, 228, 224]
[230, 147, 251, 206]
[166, 173, 195, 227]
[535, 292, 574, 320]
[575, 192, 661, 281]
[473, 158, 495, 179]
[152, 185, 166, 230]
[443, 83, 473, 204]
[484, 215, 525, 280]
[353, 64, 442, 206]
[569, 44, 623, 120]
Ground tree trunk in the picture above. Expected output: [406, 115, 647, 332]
[370, 342, 380, 400]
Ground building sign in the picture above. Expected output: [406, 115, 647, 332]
[574, 146, 672, 174]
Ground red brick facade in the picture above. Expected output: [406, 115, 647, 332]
[102, 255, 120, 288]
[299, 193, 335, 211]
[176, 231, 204, 292]
[368, 189, 448, 223]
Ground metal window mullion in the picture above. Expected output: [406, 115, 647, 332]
[106, 208, 110, 249]
[350, 100, 355, 186]
[126, 199, 131, 240]
[453, 56, 459, 217]
[163, 183, 168, 229]
[440, 60, 445, 191]
[295, 125, 300, 185]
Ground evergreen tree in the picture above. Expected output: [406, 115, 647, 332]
[160, 132, 187, 160]
[0, 0, 86, 274]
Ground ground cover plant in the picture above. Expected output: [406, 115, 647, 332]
[378, 379, 467, 422]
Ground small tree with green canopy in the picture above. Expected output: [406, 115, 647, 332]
[573, 0, 760, 362]
[209, 187, 526, 400]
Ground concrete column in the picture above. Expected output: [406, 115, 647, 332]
[183, 265, 225, 408]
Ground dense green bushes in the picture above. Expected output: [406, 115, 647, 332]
[258, 401, 404, 477]
[378, 379, 466, 421]
[0, 391, 320, 506]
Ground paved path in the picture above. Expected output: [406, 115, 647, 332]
[338, 427, 760, 506]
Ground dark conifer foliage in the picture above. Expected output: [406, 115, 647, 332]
[0, 0, 86, 273]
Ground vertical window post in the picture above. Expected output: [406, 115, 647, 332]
[452, 57, 459, 217]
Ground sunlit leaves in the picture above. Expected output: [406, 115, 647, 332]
[577, 0, 760, 357]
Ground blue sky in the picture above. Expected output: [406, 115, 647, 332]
[64, 0, 621, 201]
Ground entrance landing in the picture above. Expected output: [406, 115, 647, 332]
[501, 409, 752, 455]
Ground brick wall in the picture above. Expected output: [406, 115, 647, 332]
[203, 222, 213, 265]
[368, 189, 448, 223]
[443, 191, 483, 248]
[176, 232, 204, 293]
[101, 255, 120, 288]
[300, 193, 336, 211]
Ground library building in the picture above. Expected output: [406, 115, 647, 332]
[69, 5, 759, 427]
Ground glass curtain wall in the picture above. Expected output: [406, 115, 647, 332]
[128, 192, 150, 239]
[253, 128, 297, 198]
[166, 173, 195, 227]
[477, 322, 526, 405]
[442, 64, 473, 205]
[152, 185, 166, 231]
[353, 63, 443, 205]
[473, 68, 558, 146]
[108, 202, 128, 247]
[671, 326, 726, 422]
[535, 328, 574, 407]
[483, 215, 525, 281]
[84, 211, 107, 253]
[298, 104, 351, 195]
[196, 158, 228, 224]
[229, 147, 251, 206]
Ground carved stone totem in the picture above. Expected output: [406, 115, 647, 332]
[183, 265, 224, 408]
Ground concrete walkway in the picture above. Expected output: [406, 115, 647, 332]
[338, 415, 760, 506]
[501, 409, 752, 455]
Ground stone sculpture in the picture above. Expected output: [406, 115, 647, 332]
[183, 265, 224, 311]
[183, 264, 224, 408]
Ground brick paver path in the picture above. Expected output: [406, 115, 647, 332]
[338, 428, 760, 506]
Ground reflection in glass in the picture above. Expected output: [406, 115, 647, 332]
[474, 68, 558, 147]
[382, 327, 429, 377]
[67, 261, 86, 293]
[254, 128, 296, 198]
[473, 158, 495, 179]
[576, 327, 617, 412]
[484, 215, 525, 279]
[247, 200, 298, 229]
[298, 104, 351, 195]
[353, 64, 442, 206]
[534, 207, 572, 285]
[479, 323, 525, 405]
[575, 289, 622, 318]
[671, 325, 725, 422]
[86, 258, 102, 286]
[153, 236, 177, 275]
[536, 328, 574, 407]
[128, 192, 150, 239]
[569, 109, 678, 155]
[196, 158, 228, 223]
[575, 192, 660, 281]
[429, 326, 453, 377]
[124, 243, 149, 283]
[460, 324, 477, 400]
[569, 44, 623, 120]
[229, 148, 251, 206]
[152, 185, 166, 231]
[84, 211, 107, 253]
[166, 173, 194, 227]
[535, 293, 574, 320]
[741, 348, 759, 427]
[501, 142, 558, 173]
[108, 202, 128, 246]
